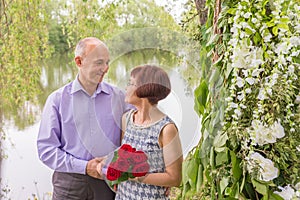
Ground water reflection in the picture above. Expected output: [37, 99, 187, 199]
[1, 49, 201, 199]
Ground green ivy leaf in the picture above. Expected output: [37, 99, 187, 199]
[230, 151, 242, 180]
[196, 163, 204, 192]
[227, 8, 236, 15]
[184, 159, 199, 190]
[269, 192, 284, 200]
[253, 32, 262, 45]
[194, 80, 209, 115]
[213, 132, 228, 148]
[272, 26, 278, 36]
[252, 179, 268, 195]
[220, 177, 229, 195]
[278, 23, 289, 31]
[216, 149, 228, 166]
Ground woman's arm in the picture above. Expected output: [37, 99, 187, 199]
[138, 123, 183, 187]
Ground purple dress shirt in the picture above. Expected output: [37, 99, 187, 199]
[37, 77, 130, 174]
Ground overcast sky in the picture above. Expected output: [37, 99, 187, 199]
[154, 0, 188, 23]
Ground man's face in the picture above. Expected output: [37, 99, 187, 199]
[81, 44, 110, 85]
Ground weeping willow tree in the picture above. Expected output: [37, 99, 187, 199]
[0, 0, 180, 134]
[180, 0, 300, 199]
[0, 1, 51, 197]
[0, 0, 51, 128]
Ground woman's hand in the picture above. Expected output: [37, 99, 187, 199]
[95, 156, 107, 179]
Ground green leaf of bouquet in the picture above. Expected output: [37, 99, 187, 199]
[111, 151, 118, 162]
[118, 173, 129, 182]
[252, 179, 268, 195]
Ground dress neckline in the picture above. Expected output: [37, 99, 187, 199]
[129, 110, 167, 128]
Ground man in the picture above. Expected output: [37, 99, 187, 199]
[37, 37, 130, 199]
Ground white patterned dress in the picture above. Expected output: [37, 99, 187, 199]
[115, 109, 175, 200]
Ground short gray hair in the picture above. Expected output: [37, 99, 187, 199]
[74, 37, 102, 57]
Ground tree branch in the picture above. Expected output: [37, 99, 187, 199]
[212, 0, 222, 63]
[194, 0, 208, 25]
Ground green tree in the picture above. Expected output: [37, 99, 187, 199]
[0, 0, 52, 128]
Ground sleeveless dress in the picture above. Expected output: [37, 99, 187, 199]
[115, 109, 175, 200]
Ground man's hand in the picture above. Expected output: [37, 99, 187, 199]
[86, 157, 105, 179]
[96, 158, 106, 178]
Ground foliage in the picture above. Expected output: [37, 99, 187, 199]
[180, 0, 300, 199]
[47, 0, 179, 56]
[0, 0, 52, 128]
[0, 0, 181, 128]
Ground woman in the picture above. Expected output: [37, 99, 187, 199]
[114, 64, 183, 199]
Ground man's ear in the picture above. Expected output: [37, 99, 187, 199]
[74, 56, 82, 67]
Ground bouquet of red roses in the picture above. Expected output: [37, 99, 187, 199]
[102, 144, 150, 188]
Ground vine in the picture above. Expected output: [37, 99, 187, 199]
[180, 0, 300, 199]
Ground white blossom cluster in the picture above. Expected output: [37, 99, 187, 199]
[223, 0, 300, 186]
[247, 152, 279, 182]
[274, 183, 300, 200]
[248, 120, 285, 146]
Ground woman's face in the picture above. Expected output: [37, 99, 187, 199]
[125, 76, 139, 104]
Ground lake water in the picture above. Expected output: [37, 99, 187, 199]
[1, 50, 201, 199]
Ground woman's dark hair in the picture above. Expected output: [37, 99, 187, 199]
[131, 65, 171, 105]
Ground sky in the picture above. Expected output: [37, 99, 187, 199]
[154, 0, 189, 23]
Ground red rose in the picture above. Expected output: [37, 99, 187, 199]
[106, 163, 122, 181]
[118, 144, 136, 159]
[120, 144, 135, 152]
[115, 157, 131, 172]
[132, 162, 150, 177]
[130, 150, 148, 164]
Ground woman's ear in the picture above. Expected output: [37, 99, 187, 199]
[74, 56, 82, 67]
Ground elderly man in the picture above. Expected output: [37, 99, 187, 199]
[37, 37, 130, 199]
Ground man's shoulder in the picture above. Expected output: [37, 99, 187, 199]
[47, 81, 73, 100]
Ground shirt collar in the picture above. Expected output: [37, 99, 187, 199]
[71, 75, 110, 95]
[96, 82, 110, 95]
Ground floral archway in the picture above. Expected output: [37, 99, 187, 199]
[180, 0, 300, 199]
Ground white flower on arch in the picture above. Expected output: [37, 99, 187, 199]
[247, 152, 279, 182]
